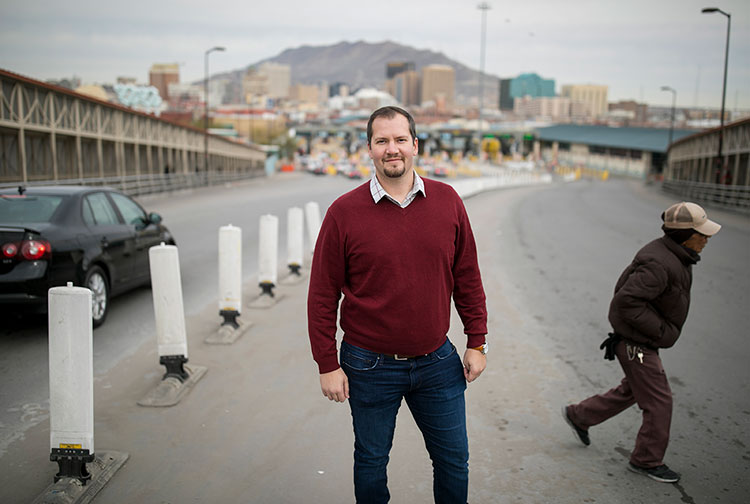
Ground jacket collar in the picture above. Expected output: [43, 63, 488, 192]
[661, 235, 699, 266]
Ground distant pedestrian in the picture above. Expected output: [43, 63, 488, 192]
[562, 202, 721, 483]
[307, 106, 488, 503]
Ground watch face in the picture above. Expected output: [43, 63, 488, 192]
[482, 342, 488, 355]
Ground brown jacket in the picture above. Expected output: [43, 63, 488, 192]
[608, 236, 697, 349]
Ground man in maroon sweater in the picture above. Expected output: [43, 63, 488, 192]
[307, 106, 488, 503]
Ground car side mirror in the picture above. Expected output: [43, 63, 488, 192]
[148, 212, 163, 225]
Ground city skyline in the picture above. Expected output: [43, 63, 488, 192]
[1, 0, 748, 109]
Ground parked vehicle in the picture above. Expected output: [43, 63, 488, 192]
[344, 167, 363, 179]
[0, 186, 175, 327]
[433, 165, 450, 177]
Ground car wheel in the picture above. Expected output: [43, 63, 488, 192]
[85, 266, 110, 328]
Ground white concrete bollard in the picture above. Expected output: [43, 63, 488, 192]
[304, 201, 321, 251]
[149, 243, 188, 380]
[287, 207, 304, 275]
[48, 282, 95, 483]
[258, 214, 278, 297]
[218, 224, 242, 327]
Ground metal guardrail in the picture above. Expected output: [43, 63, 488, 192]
[0, 170, 264, 197]
[661, 180, 750, 215]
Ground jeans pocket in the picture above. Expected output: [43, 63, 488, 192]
[341, 343, 380, 371]
[433, 339, 457, 361]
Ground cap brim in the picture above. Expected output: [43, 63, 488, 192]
[695, 218, 721, 236]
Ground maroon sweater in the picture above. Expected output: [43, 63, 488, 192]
[307, 178, 487, 374]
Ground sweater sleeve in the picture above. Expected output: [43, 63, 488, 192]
[307, 210, 345, 374]
[451, 198, 488, 348]
[609, 259, 670, 343]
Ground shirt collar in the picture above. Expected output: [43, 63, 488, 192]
[369, 171, 426, 206]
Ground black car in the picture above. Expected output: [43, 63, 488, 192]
[0, 186, 175, 327]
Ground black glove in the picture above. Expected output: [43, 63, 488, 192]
[599, 332, 621, 361]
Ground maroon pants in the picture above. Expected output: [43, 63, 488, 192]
[568, 341, 672, 467]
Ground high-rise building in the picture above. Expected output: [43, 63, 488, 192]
[386, 61, 416, 79]
[243, 62, 291, 102]
[290, 84, 320, 105]
[514, 96, 574, 119]
[149, 63, 179, 101]
[609, 100, 648, 124]
[499, 73, 555, 110]
[264, 63, 291, 98]
[421, 65, 455, 110]
[389, 70, 420, 107]
[561, 84, 609, 118]
[330, 82, 350, 97]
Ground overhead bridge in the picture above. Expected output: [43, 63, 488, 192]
[0, 68, 266, 195]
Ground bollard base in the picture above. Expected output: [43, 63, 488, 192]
[247, 292, 286, 309]
[280, 269, 306, 285]
[159, 354, 189, 382]
[205, 319, 253, 345]
[50, 448, 95, 485]
[219, 309, 241, 329]
[137, 364, 208, 407]
[32, 450, 129, 504]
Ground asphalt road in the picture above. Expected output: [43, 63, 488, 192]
[0, 172, 356, 457]
[1, 174, 748, 503]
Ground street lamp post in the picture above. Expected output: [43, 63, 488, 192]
[477, 2, 491, 159]
[204, 46, 225, 173]
[660, 86, 676, 147]
[701, 7, 731, 183]
[660, 86, 676, 180]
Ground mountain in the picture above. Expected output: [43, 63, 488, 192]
[213, 40, 500, 107]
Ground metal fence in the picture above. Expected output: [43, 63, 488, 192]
[661, 180, 750, 215]
[0, 170, 265, 198]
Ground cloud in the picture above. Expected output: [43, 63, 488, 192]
[1, 0, 748, 107]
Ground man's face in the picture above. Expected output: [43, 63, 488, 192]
[368, 115, 418, 180]
[683, 232, 709, 253]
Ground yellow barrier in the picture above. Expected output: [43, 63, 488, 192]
[554, 166, 609, 181]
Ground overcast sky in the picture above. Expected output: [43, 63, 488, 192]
[1, 0, 748, 109]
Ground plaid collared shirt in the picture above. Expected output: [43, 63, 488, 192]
[369, 171, 426, 208]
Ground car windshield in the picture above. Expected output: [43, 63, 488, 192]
[0, 194, 65, 223]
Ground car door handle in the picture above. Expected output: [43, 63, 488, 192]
[100, 237, 109, 248]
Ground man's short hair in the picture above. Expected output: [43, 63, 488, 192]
[367, 106, 416, 146]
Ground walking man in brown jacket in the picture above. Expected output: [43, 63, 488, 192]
[562, 202, 721, 483]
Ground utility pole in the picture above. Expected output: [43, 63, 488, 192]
[477, 2, 491, 159]
[204, 46, 225, 173]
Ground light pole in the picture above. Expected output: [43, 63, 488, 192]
[477, 2, 491, 159]
[204, 46, 225, 173]
[660, 86, 676, 147]
[701, 7, 730, 182]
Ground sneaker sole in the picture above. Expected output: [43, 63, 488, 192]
[560, 406, 589, 446]
[627, 464, 680, 483]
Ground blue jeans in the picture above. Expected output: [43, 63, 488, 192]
[340, 338, 468, 504]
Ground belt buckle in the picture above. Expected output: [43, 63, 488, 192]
[393, 354, 409, 361]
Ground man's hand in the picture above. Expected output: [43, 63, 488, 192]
[320, 368, 349, 402]
[463, 348, 486, 383]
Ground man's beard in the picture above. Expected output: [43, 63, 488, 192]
[382, 157, 406, 178]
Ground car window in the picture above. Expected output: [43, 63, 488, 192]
[0, 195, 64, 223]
[109, 193, 147, 226]
[82, 198, 96, 226]
[85, 193, 120, 226]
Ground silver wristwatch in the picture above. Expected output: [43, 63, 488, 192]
[471, 342, 488, 355]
